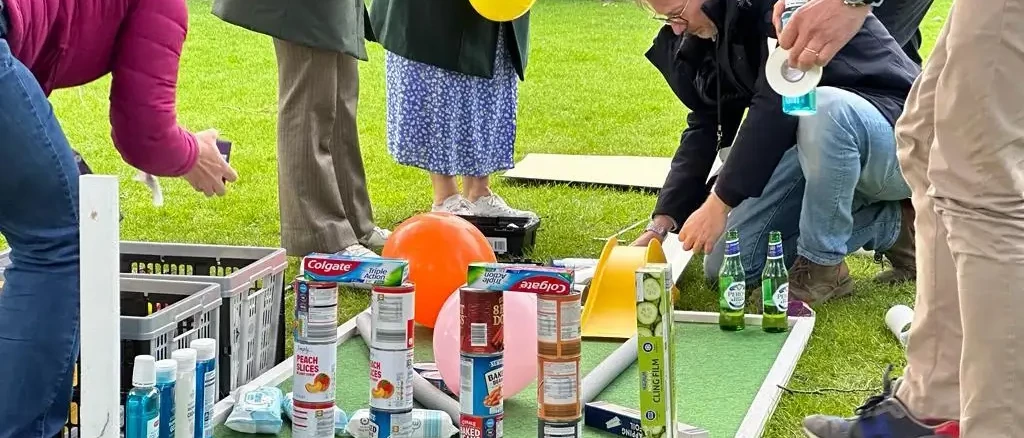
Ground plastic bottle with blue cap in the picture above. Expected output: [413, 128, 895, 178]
[765, 0, 822, 116]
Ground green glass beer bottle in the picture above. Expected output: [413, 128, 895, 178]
[761, 231, 789, 333]
[718, 229, 746, 331]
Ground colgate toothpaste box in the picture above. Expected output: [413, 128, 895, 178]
[302, 253, 409, 287]
[466, 263, 575, 295]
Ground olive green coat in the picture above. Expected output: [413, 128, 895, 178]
[367, 0, 531, 80]
[212, 0, 373, 61]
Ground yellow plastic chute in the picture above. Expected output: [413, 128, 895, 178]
[581, 237, 669, 339]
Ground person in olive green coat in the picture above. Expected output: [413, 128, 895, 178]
[368, 0, 537, 221]
[212, 0, 390, 257]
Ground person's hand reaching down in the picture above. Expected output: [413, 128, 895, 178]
[183, 129, 238, 196]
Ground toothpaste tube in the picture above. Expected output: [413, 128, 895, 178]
[466, 263, 575, 295]
[583, 402, 708, 438]
[301, 253, 409, 287]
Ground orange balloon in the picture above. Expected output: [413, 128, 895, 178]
[382, 212, 496, 328]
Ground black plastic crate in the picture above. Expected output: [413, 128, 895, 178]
[459, 215, 540, 259]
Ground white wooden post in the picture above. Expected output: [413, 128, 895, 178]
[79, 175, 120, 438]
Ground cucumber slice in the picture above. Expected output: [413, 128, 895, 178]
[654, 321, 664, 337]
[645, 425, 665, 438]
[637, 326, 653, 337]
[636, 302, 659, 325]
[642, 276, 663, 302]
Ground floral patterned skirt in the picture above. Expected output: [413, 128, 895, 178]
[384, 28, 519, 177]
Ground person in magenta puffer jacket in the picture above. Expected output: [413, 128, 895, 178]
[0, 0, 237, 436]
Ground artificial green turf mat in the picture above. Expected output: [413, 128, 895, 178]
[215, 321, 788, 437]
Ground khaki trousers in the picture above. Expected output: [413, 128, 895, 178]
[274, 39, 375, 256]
[894, 1, 1024, 435]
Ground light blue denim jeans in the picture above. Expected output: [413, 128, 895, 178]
[704, 87, 911, 285]
[0, 38, 81, 438]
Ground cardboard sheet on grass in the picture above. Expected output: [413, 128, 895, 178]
[501, 153, 725, 190]
[214, 310, 813, 438]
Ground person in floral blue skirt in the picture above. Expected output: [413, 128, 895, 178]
[368, 0, 537, 220]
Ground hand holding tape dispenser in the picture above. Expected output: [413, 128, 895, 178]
[766, 0, 822, 116]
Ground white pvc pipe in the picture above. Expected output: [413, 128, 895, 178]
[79, 175, 121, 438]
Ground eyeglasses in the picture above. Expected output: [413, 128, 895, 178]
[651, 0, 690, 26]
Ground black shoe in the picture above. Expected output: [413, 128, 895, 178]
[802, 366, 959, 438]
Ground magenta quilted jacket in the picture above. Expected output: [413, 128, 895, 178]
[5, 0, 198, 177]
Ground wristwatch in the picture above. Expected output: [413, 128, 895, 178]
[843, 0, 884, 7]
[645, 220, 672, 239]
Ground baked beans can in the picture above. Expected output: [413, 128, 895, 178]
[459, 354, 503, 416]
[538, 418, 582, 438]
[537, 355, 581, 420]
[370, 284, 415, 350]
[291, 400, 336, 438]
[537, 293, 582, 357]
[294, 338, 337, 407]
[419, 370, 454, 396]
[294, 277, 339, 342]
[460, 288, 504, 354]
[369, 347, 414, 410]
[368, 408, 413, 438]
[459, 413, 503, 438]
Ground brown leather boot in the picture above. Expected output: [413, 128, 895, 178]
[788, 256, 854, 306]
[874, 200, 916, 284]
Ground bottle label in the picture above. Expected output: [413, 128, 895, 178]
[147, 416, 159, 438]
[724, 239, 740, 256]
[768, 242, 783, 259]
[724, 282, 746, 310]
[774, 283, 789, 312]
[203, 367, 215, 437]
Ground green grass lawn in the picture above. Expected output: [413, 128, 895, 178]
[13, 0, 953, 435]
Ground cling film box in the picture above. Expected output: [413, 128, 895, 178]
[634, 263, 677, 438]
[301, 253, 408, 287]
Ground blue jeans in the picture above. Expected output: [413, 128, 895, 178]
[0, 38, 81, 438]
[704, 87, 911, 285]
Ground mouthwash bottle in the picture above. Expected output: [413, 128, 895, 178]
[761, 231, 789, 333]
[780, 0, 816, 116]
[171, 348, 197, 438]
[126, 355, 161, 438]
[155, 359, 177, 438]
[718, 229, 747, 331]
[191, 339, 217, 438]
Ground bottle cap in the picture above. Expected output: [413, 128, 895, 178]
[132, 355, 156, 387]
[191, 338, 216, 362]
[171, 348, 198, 372]
[155, 359, 177, 384]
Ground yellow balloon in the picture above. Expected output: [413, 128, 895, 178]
[469, 0, 536, 22]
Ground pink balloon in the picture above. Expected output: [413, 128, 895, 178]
[433, 290, 538, 399]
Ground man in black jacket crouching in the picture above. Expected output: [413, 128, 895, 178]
[632, 0, 919, 306]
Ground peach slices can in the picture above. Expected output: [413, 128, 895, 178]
[293, 337, 337, 437]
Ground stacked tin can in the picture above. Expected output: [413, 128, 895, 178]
[292, 277, 340, 438]
[458, 287, 505, 438]
[368, 283, 417, 438]
[536, 290, 583, 437]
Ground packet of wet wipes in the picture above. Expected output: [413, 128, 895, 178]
[345, 408, 458, 438]
[224, 385, 285, 434]
[281, 392, 349, 436]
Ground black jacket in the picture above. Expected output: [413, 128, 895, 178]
[647, 0, 919, 228]
[367, 0, 530, 80]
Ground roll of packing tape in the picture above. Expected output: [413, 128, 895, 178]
[765, 47, 822, 97]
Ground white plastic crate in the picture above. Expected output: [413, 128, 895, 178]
[117, 241, 288, 398]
